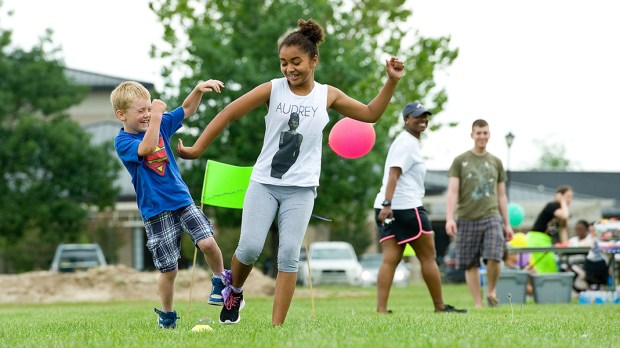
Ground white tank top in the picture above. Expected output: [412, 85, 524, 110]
[252, 78, 329, 187]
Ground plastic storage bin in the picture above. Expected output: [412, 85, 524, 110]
[531, 272, 574, 304]
[481, 268, 530, 304]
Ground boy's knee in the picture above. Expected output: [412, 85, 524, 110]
[160, 267, 178, 276]
[197, 237, 218, 253]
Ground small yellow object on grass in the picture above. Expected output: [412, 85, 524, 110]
[190, 324, 213, 333]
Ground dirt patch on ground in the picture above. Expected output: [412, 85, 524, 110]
[0, 265, 373, 304]
[0, 265, 277, 304]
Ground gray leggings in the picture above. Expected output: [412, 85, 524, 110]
[236, 181, 315, 272]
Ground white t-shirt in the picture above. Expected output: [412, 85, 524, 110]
[373, 131, 426, 209]
[251, 78, 329, 187]
[568, 234, 593, 247]
[567, 234, 593, 264]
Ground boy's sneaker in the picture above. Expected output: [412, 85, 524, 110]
[154, 308, 179, 329]
[436, 304, 468, 313]
[219, 291, 244, 324]
[208, 277, 225, 306]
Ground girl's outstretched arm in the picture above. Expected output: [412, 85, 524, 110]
[328, 56, 405, 123]
[177, 81, 272, 159]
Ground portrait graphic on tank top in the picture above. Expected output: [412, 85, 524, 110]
[270, 112, 304, 178]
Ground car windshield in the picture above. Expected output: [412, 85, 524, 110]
[360, 255, 382, 268]
[60, 250, 100, 263]
[311, 248, 353, 260]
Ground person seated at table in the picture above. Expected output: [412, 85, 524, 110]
[584, 222, 610, 290]
[503, 232, 530, 270]
[568, 220, 594, 247]
[561, 220, 594, 291]
[503, 233, 535, 295]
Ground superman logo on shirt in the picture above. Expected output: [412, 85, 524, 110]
[144, 136, 168, 176]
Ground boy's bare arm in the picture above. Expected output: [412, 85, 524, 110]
[182, 79, 225, 119]
[138, 99, 166, 156]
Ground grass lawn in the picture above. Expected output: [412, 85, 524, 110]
[2, 283, 618, 348]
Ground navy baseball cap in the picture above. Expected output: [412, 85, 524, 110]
[402, 102, 432, 118]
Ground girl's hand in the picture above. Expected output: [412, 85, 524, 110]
[385, 56, 405, 81]
[176, 138, 200, 160]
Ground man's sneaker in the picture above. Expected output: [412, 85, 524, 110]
[154, 308, 179, 329]
[219, 291, 243, 324]
[208, 277, 225, 306]
[436, 304, 468, 313]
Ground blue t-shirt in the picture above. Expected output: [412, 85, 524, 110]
[114, 106, 193, 220]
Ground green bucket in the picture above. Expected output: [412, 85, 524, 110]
[526, 231, 558, 273]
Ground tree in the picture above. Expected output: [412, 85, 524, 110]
[0, 18, 120, 272]
[149, 0, 458, 255]
[532, 141, 572, 171]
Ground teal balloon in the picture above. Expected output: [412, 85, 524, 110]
[508, 203, 525, 227]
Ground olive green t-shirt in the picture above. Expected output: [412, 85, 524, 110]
[447, 150, 506, 221]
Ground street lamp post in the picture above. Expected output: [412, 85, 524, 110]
[505, 132, 515, 200]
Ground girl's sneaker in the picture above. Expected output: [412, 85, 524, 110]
[219, 291, 244, 324]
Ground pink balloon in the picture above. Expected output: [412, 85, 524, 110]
[328, 118, 376, 159]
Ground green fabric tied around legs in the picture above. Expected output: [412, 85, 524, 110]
[526, 231, 558, 273]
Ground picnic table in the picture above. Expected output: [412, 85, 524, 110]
[507, 245, 619, 290]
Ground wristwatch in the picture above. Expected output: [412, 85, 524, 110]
[381, 199, 392, 207]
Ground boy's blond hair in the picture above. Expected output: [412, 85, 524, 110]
[110, 81, 151, 113]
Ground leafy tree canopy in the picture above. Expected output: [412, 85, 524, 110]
[149, 0, 458, 254]
[0, 12, 120, 271]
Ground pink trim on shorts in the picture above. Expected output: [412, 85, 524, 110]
[397, 207, 433, 245]
[380, 235, 396, 243]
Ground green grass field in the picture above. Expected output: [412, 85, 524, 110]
[2, 284, 618, 348]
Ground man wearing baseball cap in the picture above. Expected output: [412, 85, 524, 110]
[402, 101, 431, 119]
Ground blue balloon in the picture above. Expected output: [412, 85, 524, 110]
[508, 202, 525, 227]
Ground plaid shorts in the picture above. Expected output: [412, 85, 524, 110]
[455, 215, 505, 270]
[144, 204, 214, 272]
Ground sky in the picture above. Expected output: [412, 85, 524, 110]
[2, 0, 619, 172]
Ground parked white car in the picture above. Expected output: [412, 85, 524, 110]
[360, 253, 411, 287]
[298, 241, 363, 286]
[50, 243, 107, 272]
